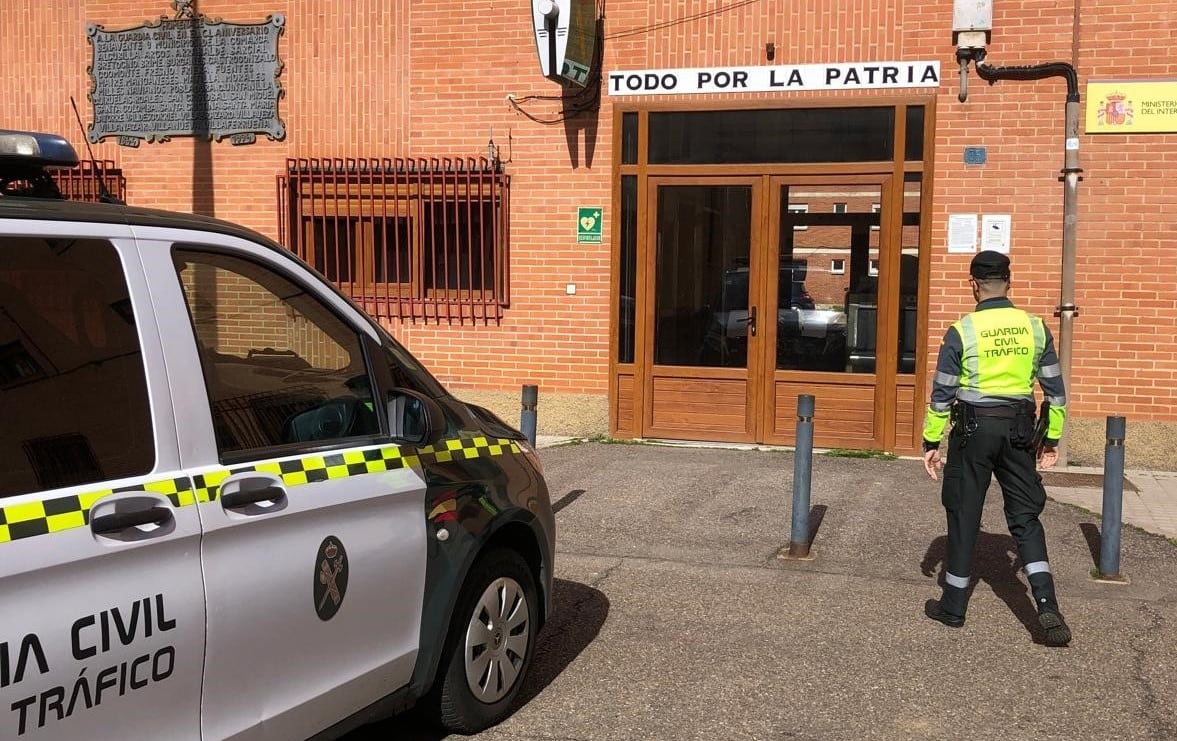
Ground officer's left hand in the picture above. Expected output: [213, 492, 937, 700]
[923, 449, 942, 481]
[1038, 444, 1059, 470]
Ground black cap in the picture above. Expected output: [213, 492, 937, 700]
[970, 250, 1010, 280]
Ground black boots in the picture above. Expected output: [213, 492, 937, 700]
[925, 576, 1072, 645]
[925, 583, 969, 628]
[925, 599, 965, 628]
[1038, 609, 1072, 647]
[1028, 571, 1059, 612]
[1029, 572, 1072, 646]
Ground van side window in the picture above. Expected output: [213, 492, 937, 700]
[0, 237, 154, 498]
[382, 340, 445, 399]
[173, 249, 380, 459]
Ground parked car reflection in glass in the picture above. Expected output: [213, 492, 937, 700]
[701, 266, 847, 370]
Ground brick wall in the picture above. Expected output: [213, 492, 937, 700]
[908, 0, 1177, 422]
[3, 0, 1176, 426]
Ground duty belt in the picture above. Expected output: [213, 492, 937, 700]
[954, 401, 1039, 450]
[964, 404, 1018, 419]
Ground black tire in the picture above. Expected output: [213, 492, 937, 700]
[430, 548, 538, 734]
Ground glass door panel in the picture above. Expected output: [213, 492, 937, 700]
[777, 184, 882, 373]
[645, 180, 759, 444]
[654, 185, 753, 369]
[754, 177, 891, 451]
[898, 173, 923, 375]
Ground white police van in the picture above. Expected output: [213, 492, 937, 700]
[0, 130, 555, 740]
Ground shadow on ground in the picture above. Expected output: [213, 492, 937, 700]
[348, 577, 609, 739]
[920, 530, 1048, 644]
[1080, 521, 1102, 568]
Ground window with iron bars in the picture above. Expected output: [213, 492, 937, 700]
[278, 158, 510, 323]
[50, 161, 127, 203]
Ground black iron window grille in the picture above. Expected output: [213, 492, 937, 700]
[278, 157, 510, 324]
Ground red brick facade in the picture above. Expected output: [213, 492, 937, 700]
[3, 0, 1176, 453]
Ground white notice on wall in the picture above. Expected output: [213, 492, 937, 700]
[981, 214, 1012, 253]
[947, 214, 978, 253]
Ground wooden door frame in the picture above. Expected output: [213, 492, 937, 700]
[609, 96, 937, 451]
[640, 175, 766, 443]
[755, 173, 896, 448]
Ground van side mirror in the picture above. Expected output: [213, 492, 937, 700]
[386, 388, 448, 445]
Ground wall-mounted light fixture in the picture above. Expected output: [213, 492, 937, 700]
[532, 0, 569, 80]
[531, 0, 598, 86]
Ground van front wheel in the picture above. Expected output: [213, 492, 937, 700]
[434, 549, 537, 733]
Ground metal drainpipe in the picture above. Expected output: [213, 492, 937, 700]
[969, 57, 1082, 465]
[1058, 98, 1081, 466]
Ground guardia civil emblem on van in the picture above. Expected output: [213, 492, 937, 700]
[314, 536, 349, 621]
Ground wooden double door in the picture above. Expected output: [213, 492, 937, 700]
[640, 174, 922, 451]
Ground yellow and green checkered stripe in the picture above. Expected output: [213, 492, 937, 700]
[424, 436, 521, 465]
[194, 436, 520, 501]
[0, 477, 191, 545]
[0, 436, 521, 545]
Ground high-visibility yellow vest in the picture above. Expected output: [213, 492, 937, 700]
[953, 307, 1046, 404]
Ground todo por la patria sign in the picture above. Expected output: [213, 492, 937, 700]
[608, 61, 941, 96]
[87, 9, 285, 146]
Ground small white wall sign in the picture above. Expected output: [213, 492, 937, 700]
[948, 214, 978, 253]
[981, 214, 1012, 253]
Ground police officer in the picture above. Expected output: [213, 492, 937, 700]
[921, 250, 1071, 646]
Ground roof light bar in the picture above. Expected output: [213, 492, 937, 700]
[0, 130, 80, 168]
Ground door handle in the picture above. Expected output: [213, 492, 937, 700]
[90, 502, 174, 536]
[221, 484, 286, 509]
[220, 476, 288, 512]
[740, 306, 758, 336]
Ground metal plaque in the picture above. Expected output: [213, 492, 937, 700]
[87, 13, 286, 145]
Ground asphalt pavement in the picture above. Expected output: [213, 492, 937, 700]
[357, 442, 1177, 740]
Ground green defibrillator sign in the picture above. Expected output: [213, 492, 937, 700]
[577, 207, 603, 243]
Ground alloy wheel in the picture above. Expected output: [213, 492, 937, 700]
[463, 576, 531, 704]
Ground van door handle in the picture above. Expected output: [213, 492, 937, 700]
[91, 503, 174, 535]
[220, 475, 288, 512]
[221, 484, 286, 509]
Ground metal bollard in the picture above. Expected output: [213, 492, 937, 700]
[521, 384, 538, 448]
[1098, 415, 1127, 578]
[788, 394, 815, 558]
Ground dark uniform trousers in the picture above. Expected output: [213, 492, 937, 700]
[940, 413, 1057, 616]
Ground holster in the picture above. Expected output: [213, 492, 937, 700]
[950, 403, 974, 428]
[1010, 399, 1039, 449]
[1033, 400, 1052, 450]
[950, 403, 977, 447]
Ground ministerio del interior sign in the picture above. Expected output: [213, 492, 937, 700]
[607, 60, 941, 96]
[1086, 80, 1177, 134]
